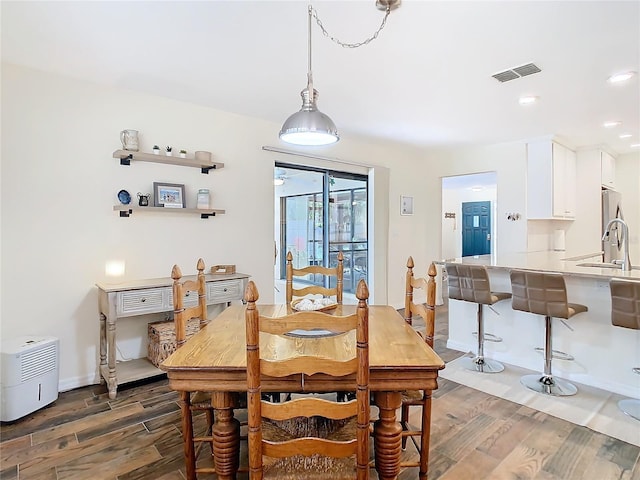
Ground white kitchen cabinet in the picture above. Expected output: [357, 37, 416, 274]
[601, 150, 616, 189]
[527, 140, 576, 219]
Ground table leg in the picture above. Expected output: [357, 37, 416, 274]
[212, 392, 240, 480]
[374, 391, 402, 480]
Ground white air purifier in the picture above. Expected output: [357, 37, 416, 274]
[1, 336, 59, 422]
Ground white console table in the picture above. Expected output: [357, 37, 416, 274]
[96, 272, 249, 399]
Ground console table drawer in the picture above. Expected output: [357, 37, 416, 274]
[166, 290, 200, 308]
[208, 279, 244, 303]
[117, 288, 166, 315]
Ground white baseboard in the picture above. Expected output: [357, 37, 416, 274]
[58, 373, 100, 393]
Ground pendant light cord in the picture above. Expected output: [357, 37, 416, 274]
[307, 4, 313, 94]
[311, 4, 393, 49]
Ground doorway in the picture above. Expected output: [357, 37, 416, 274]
[274, 163, 368, 300]
[441, 172, 497, 260]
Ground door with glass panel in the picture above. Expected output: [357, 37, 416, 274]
[275, 164, 368, 296]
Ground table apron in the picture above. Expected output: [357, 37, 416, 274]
[165, 370, 440, 393]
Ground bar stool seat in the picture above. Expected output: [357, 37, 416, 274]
[446, 263, 511, 373]
[610, 278, 640, 421]
[510, 270, 587, 396]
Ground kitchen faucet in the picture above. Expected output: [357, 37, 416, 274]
[602, 218, 632, 271]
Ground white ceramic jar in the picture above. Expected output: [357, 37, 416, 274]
[197, 189, 210, 209]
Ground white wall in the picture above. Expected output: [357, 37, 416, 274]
[422, 142, 529, 258]
[1, 63, 431, 390]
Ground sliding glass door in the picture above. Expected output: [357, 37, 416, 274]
[275, 163, 368, 295]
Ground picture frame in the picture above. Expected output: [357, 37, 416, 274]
[153, 182, 185, 208]
[400, 195, 414, 216]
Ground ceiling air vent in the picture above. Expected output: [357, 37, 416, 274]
[492, 63, 541, 83]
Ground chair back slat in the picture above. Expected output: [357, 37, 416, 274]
[261, 357, 358, 378]
[259, 311, 358, 335]
[262, 397, 357, 421]
[263, 438, 358, 459]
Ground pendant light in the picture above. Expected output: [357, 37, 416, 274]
[279, 5, 339, 146]
[279, 1, 400, 146]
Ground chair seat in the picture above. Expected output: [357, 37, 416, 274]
[190, 391, 212, 408]
[262, 415, 357, 442]
[263, 455, 356, 480]
[261, 416, 359, 479]
[401, 389, 423, 403]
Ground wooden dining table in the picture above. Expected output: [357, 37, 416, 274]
[161, 303, 445, 480]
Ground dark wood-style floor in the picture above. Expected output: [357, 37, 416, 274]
[2, 305, 639, 480]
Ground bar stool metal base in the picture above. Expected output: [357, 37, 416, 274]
[460, 356, 504, 373]
[534, 347, 575, 362]
[520, 374, 578, 396]
[618, 399, 640, 421]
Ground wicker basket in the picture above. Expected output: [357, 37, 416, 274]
[147, 318, 200, 367]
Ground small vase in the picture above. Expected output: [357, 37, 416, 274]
[180, 153, 186, 158]
[153, 149, 160, 155]
[165, 151, 173, 156]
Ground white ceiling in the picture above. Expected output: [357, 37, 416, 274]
[2, 1, 639, 155]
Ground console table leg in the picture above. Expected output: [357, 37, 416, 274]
[99, 313, 106, 382]
[374, 391, 403, 480]
[106, 315, 117, 399]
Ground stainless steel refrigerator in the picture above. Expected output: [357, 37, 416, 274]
[602, 189, 625, 262]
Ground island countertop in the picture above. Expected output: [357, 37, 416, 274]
[438, 251, 640, 280]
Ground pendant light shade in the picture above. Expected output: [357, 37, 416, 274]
[280, 87, 339, 146]
[279, 5, 339, 146]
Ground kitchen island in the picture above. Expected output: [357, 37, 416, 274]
[441, 251, 640, 397]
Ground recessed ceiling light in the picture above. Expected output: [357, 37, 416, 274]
[470, 185, 484, 191]
[603, 121, 622, 128]
[619, 133, 633, 139]
[519, 95, 538, 105]
[631, 143, 640, 148]
[608, 71, 636, 83]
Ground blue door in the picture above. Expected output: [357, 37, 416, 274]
[462, 201, 491, 256]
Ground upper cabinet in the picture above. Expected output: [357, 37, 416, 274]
[527, 140, 576, 220]
[601, 150, 616, 189]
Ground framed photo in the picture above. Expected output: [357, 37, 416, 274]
[153, 182, 185, 208]
[400, 195, 414, 216]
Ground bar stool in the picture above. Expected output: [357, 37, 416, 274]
[510, 270, 587, 396]
[610, 278, 640, 421]
[445, 263, 511, 373]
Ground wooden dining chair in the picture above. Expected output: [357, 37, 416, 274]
[285, 250, 346, 402]
[171, 259, 215, 479]
[286, 250, 344, 305]
[245, 279, 370, 480]
[399, 257, 437, 479]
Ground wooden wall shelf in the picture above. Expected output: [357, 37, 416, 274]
[113, 205, 226, 219]
[113, 149, 224, 174]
